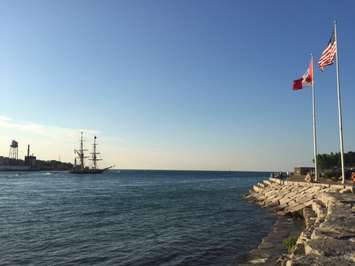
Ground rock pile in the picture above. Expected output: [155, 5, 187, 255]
[246, 178, 355, 265]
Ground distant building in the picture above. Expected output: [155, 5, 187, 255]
[0, 156, 9, 166]
[0, 155, 29, 170]
[0, 143, 72, 171]
[25, 145, 36, 168]
[25, 155, 37, 168]
[294, 167, 315, 176]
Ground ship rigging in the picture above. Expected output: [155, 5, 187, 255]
[70, 132, 112, 174]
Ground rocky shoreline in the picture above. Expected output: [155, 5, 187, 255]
[242, 177, 355, 265]
[239, 216, 303, 265]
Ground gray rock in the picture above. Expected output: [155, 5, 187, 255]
[245, 179, 355, 266]
[288, 255, 354, 266]
[305, 238, 355, 256]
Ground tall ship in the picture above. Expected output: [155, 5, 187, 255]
[70, 132, 112, 174]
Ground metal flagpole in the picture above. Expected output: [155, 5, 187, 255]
[311, 55, 318, 182]
[334, 21, 345, 184]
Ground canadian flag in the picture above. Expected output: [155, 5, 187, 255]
[293, 61, 313, 90]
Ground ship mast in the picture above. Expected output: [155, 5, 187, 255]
[90, 136, 102, 170]
[74, 131, 88, 170]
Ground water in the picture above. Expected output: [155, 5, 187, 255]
[0, 170, 275, 266]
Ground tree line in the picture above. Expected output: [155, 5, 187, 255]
[317, 151, 355, 170]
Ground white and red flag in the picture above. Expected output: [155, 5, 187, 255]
[318, 30, 336, 71]
[292, 60, 313, 90]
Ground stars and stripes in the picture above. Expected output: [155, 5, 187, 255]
[318, 30, 336, 71]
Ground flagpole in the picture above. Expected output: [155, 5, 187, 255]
[311, 54, 318, 182]
[334, 21, 345, 184]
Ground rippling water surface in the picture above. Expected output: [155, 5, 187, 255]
[0, 170, 275, 265]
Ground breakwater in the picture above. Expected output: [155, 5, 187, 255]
[244, 177, 355, 265]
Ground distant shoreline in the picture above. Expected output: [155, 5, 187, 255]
[111, 168, 272, 173]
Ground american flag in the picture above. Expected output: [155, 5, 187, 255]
[318, 30, 336, 71]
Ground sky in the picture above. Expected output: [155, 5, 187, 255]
[0, 0, 355, 171]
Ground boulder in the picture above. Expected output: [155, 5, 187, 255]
[304, 238, 355, 257]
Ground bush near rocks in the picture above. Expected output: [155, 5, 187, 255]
[283, 236, 297, 252]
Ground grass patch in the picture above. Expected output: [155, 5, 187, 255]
[283, 236, 297, 252]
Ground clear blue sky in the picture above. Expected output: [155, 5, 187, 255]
[0, 0, 355, 171]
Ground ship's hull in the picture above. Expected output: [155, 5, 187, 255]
[69, 168, 107, 174]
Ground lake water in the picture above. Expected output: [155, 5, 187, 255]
[0, 170, 275, 265]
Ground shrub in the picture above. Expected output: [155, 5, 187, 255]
[283, 236, 297, 252]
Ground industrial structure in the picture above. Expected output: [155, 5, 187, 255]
[0, 140, 72, 171]
[9, 140, 18, 160]
[24, 145, 37, 168]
